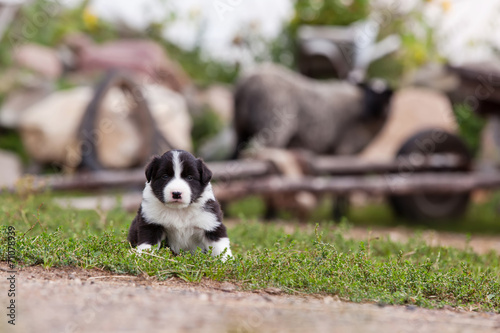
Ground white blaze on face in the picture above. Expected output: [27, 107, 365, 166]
[163, 151, 192, 207]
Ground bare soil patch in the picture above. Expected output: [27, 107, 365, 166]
[1, 263, 499, 333]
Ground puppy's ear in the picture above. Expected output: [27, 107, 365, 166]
[145, 155, 161, 182]
[197, 158, 212, 184]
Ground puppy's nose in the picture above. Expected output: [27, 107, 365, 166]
[172, 191, 182, 200]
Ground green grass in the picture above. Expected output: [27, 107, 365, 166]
[1, 192, 499, 312]
[453, 104, 487, 157]
[228, 193, 500, 235]
[0, 129, 30, 164]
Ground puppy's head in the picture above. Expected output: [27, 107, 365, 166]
[145, 150, 212, 208]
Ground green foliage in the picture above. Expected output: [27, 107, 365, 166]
[0, 129, 29, 163]
[162, 43, 239, 87]
[367, 3, 442, 86]
[0, 0, 238, 162]
[190, 109, 225, 153]
[267, 0, 442, 87]
[229, 193, 500, 235]
[347, 195, 500, 235]
[226, 196, 266, 219]
[0, 0, 237, 86]
[146, 22, 240, 86]
[0, 192, 499, 312]
[453, 104, 486, 156]
[266, 0, 370, 69]
[291, 0, 370, 27]
[0, 0, 118, 69]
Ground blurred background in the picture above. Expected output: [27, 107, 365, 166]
[0, 0, 499, 233]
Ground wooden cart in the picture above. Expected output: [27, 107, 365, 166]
[9, 64, 500, 221]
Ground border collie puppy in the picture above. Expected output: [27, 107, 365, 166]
[128, 150, 232, 260]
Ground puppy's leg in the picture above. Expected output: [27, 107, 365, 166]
[205, 222, 232, 260]
[127, 213, 140, 246]
[209, 237, 232, 261]
[136, 223, 165, 253]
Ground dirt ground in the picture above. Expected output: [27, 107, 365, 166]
[2, 226, 500, 333]
[346, 225, 500, 255]
[243, 220, 500, 255]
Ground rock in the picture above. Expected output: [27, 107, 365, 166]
[65, 34, 191, 93]
[323, 296, 339, 304]
[0, 86, 52, 129]
[198, 85, 234, 124]
[13, 44, 63, 79]
[19, 86, 93, 169]
[263, 287, 282, 295]
[96, 87, 143, 169]
[361, 87, 457, 162]
[220, 282, 237, 292]
[406, 305, 417, 311]
[19, 84, 192, 170]
[0, 150, 22, 188]
[441, 305, 455, 311]
[142, 84, 192, 152]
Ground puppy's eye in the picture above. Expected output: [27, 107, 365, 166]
[186, 175, 194, 181]
[161, 174, 170, 180]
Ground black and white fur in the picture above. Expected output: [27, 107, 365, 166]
[128, 150, 232, 260]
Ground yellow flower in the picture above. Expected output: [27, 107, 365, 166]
[441, 0, 452, 12]
[83, 8, 98, 30]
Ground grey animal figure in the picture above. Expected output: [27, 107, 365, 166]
[232, 64, 393, 159]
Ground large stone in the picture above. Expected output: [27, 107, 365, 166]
[0, 150, 22, 188]
[19, 87, 91, 169]
[142, 84, 192, 152]
[65, 34, 191, 93]
[198, 85, 234, 124]
[19, 84, 192, 170]
[12, 44, 63, 79]
[0, 84, 53, 129]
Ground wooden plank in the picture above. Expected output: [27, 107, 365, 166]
[208, 160, 275, 180]
[26, 154, 464, 191]
[7, 170, 500, 197]
[209, 153, 467, 179]
[24, 161, 276, 192]
[213, 172, 500, 201]
[311, 153, 468, 175]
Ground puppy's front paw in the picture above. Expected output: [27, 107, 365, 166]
[136, 243, 160, 254]
[210, 237, 233, 262]
[220, 249, 233, 262]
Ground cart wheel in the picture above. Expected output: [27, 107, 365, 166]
[388, 129, 472, 221]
